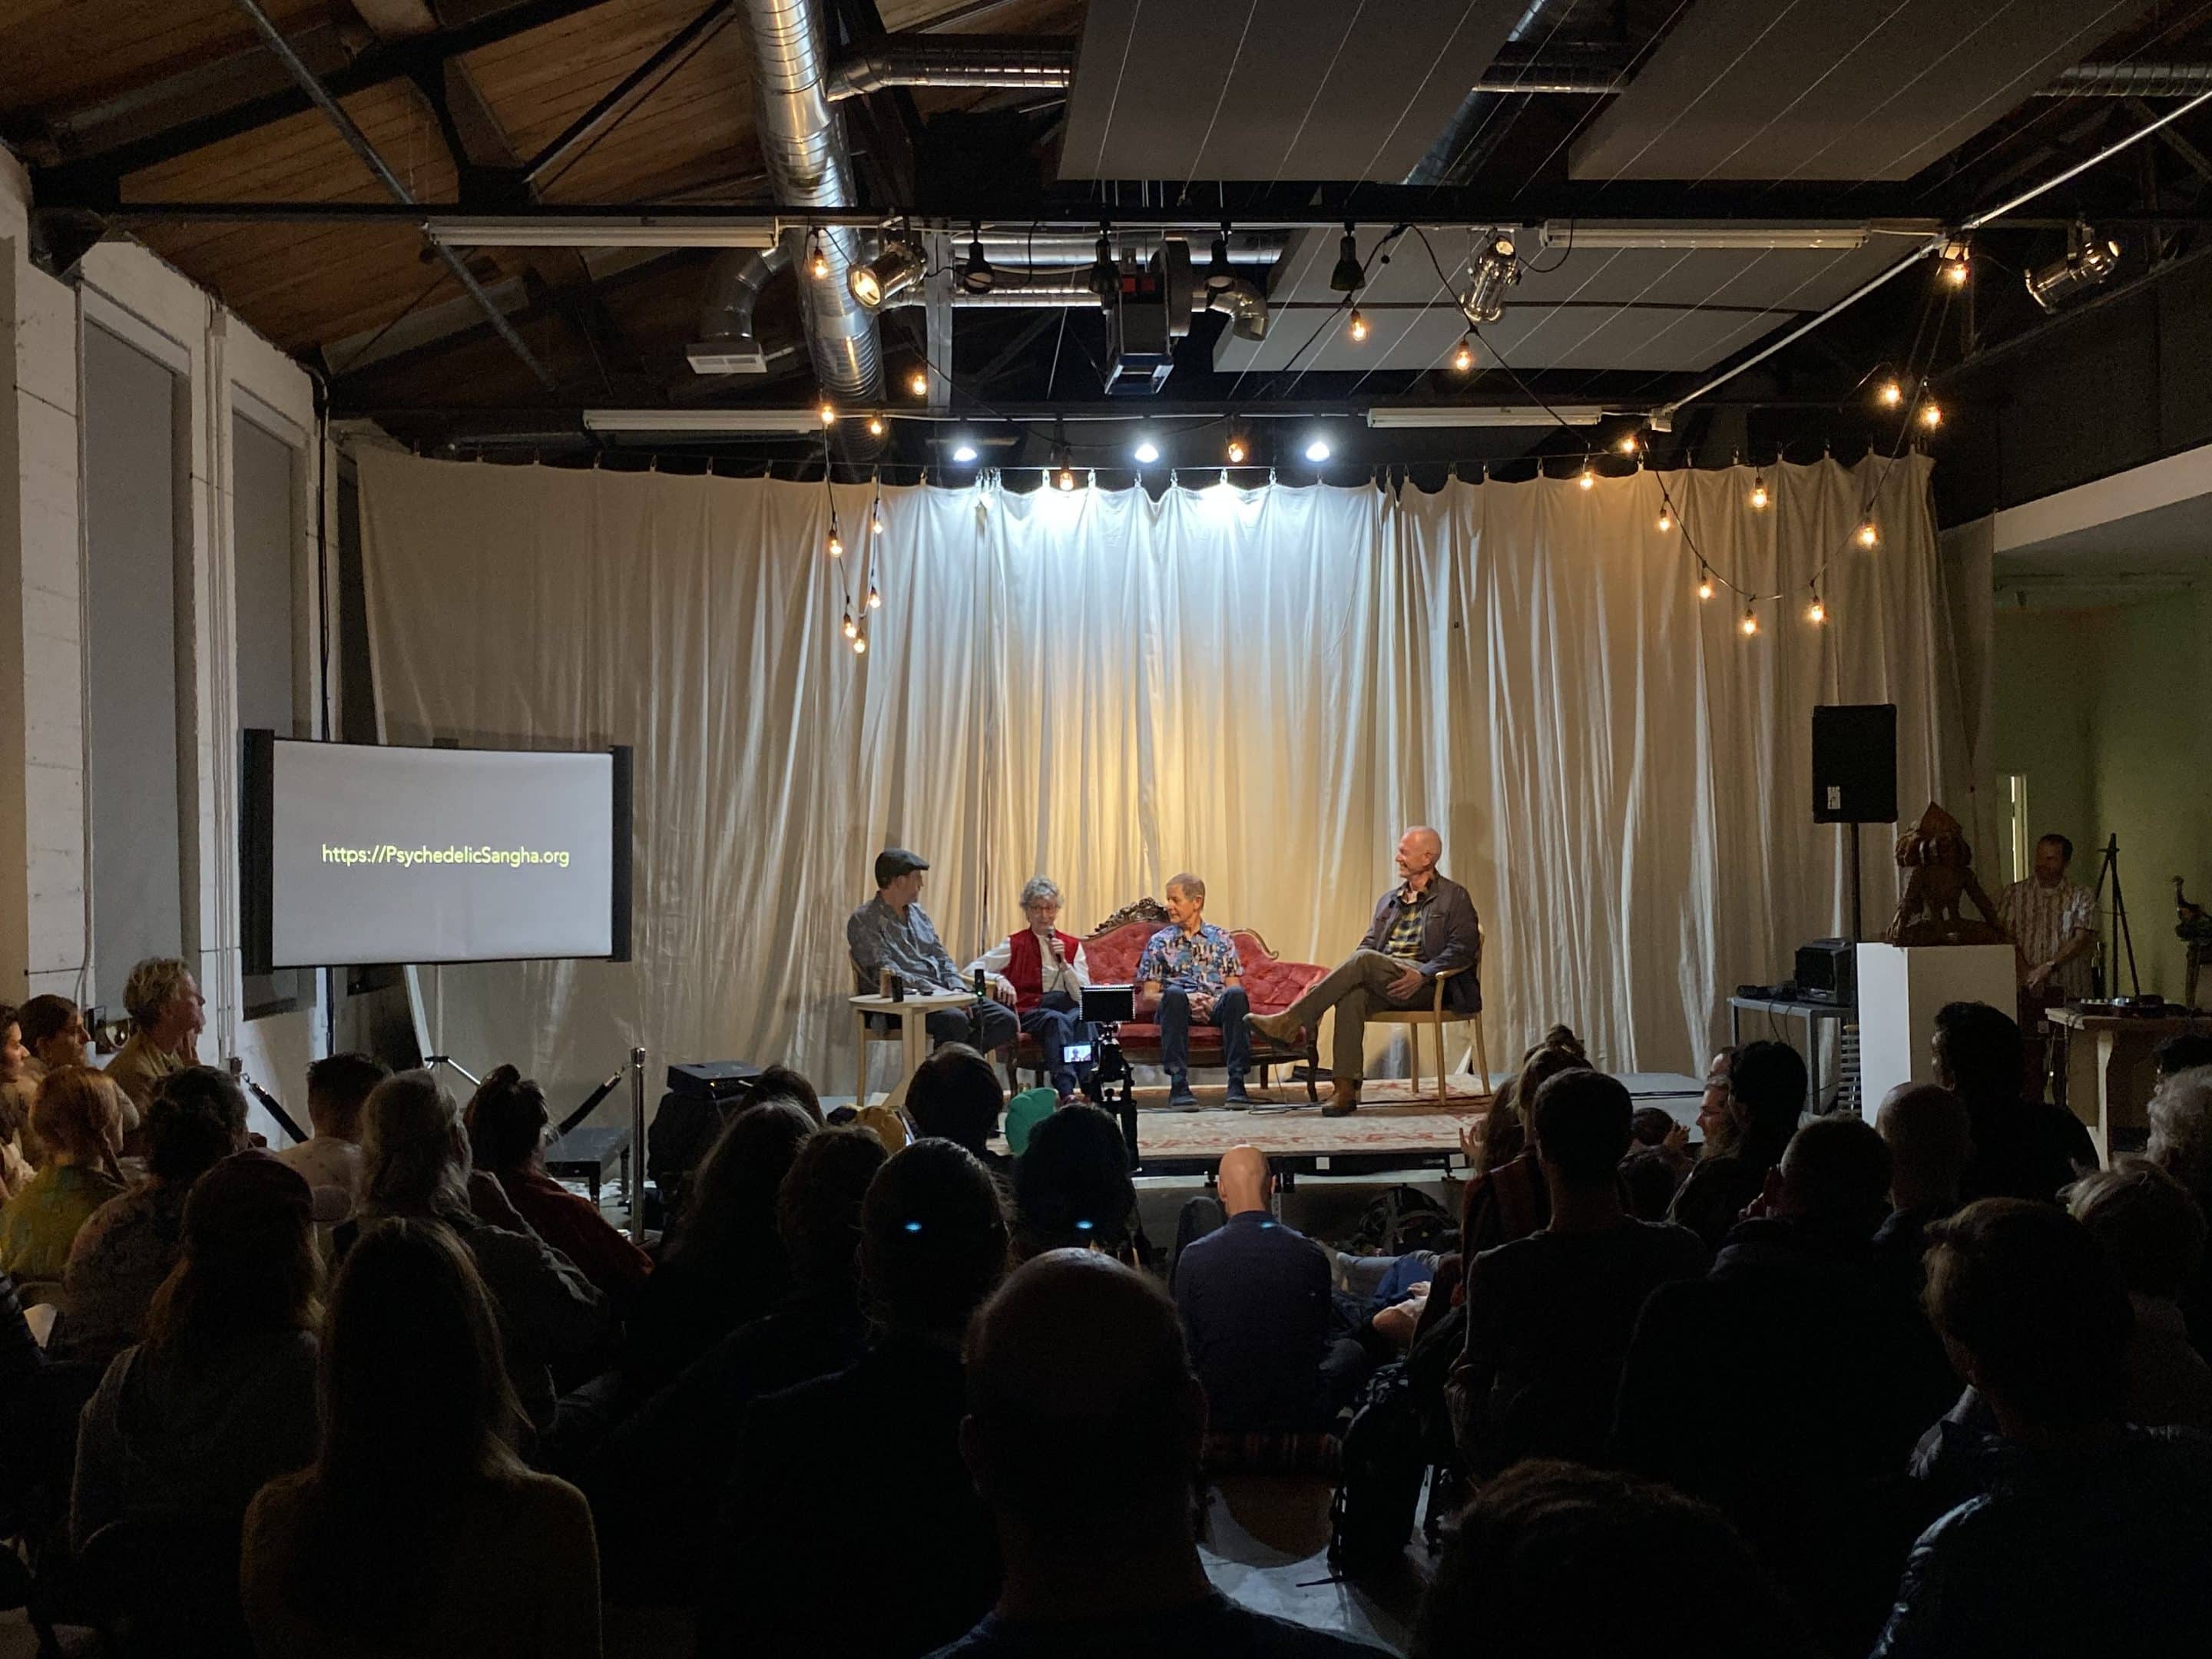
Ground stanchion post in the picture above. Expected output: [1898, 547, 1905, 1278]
[629, 1045, 647, 1245]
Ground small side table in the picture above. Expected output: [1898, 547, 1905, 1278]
[1727, 995, 1854, 1118]
[2048, 1008, 2212, 1164]
[850, 992, 974, 1108]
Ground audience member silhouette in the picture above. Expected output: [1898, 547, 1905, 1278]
[1411, 1461, 1813, 1659]
[0, 1068, 127, 1293]
[1455, 1069, 1707, 1474]
[1935, 1000, 2096, 1203]
[622, 1098, 813, 1399]
[1873, 1199, 2212, 1656]
[750, 1064, 826, 1126]
[466, 1065, 652, 1306]
[1668, 1039, 1805, 1250]
[1010, 1103, 1135, 1260]
[54, 1065, 250, 1365]
[701, 1137, 1009, 1658]
[1871, 1081, 1971, 1284]
[354, 1070, 607, 1430]
[588, 1125, 886, 1602]
[242, 1217, 601, 1658]
[904, 1043, 1006, 1166]
[2155, 1035, 2212, 1080]
[2147, 1064, 2212, 1353]
[71, 1151, 320, 1547]
[1173, 1145, 1341, 1433]
[2066, 1160, 2212, 1429]
[1459, 1039, 1590, 1252]
[275, 1051, 388, 1227]
[1617, 1115, 1956, 1652]
[930, 1250, 1388, 1657]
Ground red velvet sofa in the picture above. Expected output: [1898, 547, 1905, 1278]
[1008, 903, 1329, 1100]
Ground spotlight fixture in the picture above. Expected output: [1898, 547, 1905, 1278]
[1330, 224, 1364, 293]
[952, 440, 979, 464]
[1347, 308, 1369, 343]
[1304, 436, 1332, 463]
[1939, 238, 1970, 288]
[2025, 221, 2121, 312]
[1750, 475, 1769, 510]
[866, 413, 886, 437]
[1087, 230, 1118, 300]
[849, 237, 925, 310]
[1856, 519, 1879, 548]
[818, 400, 836, 426]
[1132, 437, 1161, 465]
[1918, 401, 1943, 430]
[1808, 594, 1826, 624]
[1697, 571, 1714, 601]
[1578, 465, 1594, 491]
[1452, 335, 1476, 373]
[1876, 378, 1904, 409]
[1657, 507, 1674, 532]
[842, 611, 857, 640]
[907, 367, 930, 399]
[1459, 230, 1519, 326]
[1740, 608, 1760, 637]
[1225, 428, 1250, 465]
[866, 584, 882, 611]
[806, 232, 830, 281]
[1204, 225, 1234, 295]
[959, 227, 995, 296]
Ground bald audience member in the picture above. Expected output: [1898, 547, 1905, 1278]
[932, 1251, 1387, 1657]
[1873, 1083, 1972, 1283]
[1171, 1147, 1339, 1432]
[1250, 827, 1482, 1117]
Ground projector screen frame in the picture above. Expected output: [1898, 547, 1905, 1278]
[241, 730, 633, 974]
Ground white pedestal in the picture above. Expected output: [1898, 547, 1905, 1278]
[1856, 943, 2015, 1111]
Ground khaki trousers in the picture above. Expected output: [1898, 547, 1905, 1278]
[1279, 949, 1424, 1082]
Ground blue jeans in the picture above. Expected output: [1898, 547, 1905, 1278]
[1157, 985, 1250, 1086]
[1020, 992, 1091, 1096]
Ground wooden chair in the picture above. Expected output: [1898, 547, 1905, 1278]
[1368, 926, 1492, 1104]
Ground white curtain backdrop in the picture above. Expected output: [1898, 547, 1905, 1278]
[358, 448, 1970, 1105]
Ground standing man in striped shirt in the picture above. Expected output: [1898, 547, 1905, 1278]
[1997, 833, 2099, 1099]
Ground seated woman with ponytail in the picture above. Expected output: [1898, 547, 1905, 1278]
[465, 1065, 651, 1307]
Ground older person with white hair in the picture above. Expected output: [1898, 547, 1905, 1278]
[967, 876, 1094, 1101]
[103, 957, 207, 1137]
[2149, 1063, 2212, 1353]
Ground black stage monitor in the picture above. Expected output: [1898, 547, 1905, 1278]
[1812, 704, 1897, 825]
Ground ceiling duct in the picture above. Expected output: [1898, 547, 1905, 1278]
[731, 0, 881, 400]
[826, 34, 1076, 100]
[690, 243, 790, 374]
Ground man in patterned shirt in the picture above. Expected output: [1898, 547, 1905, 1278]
[1137, 874, 1252, 1111]
[1996, 833, 2098, 1099]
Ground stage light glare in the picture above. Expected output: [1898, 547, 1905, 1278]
[867, 585, 881, 611]
[1578, 466, 1594, 491]
[849, 239, 925, 310]
[1808, 597, 1826, 624]
[1877, 379, 1904, 409]
[1856, 520, 1879, 548]
[1304, 437, 1332, 463]
[1133, 438, 1161, 465]
[1697, 575, 1714, 601]
[1452, 336, 1476, 373]
[908, 368, 929, 398]
[1347, 308, 1369, 343]
[1740, 608, 1759, 637]
[1750, 476, 1769, 510]
[1919, 400, 1943, 429]
[952, 441, 979, 463]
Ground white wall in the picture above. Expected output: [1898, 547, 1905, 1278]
[0, 151, 333, 1136]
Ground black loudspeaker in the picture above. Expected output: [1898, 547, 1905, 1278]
[1812, 704, 1898, 824]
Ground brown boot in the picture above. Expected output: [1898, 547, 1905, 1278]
[1247, 1008, 1303, 1045]
[1321, 1081, 1360, 1118]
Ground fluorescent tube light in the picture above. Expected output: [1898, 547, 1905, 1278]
[1365, 405, 1608, 429]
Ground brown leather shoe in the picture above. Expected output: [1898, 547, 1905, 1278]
[1320, 1083, 1359, 1118]
[1247, 1008, 1303, 1045]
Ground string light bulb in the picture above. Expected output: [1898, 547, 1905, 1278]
[872, 503, 885, 535]
[1225, 430, 1250, 465]
[806, 233, 830, 281]
[826, 528, 844, 558]
[1856, 519, 1880, 548]
[1939, 239, 1970, 288]
[818, 400, 836, 427]
[841, 611, 857, 640]
[1808, 595, 1826, 624]
[1697, 571, 1714, 601]
[1919, 400, 1943, 429]
[1452, 335, 1476, 373]
[866, 584, 881, 611]
[1578, 465, 1594, 491]
[1740, 608, 1760, 637]
[1877, 379, 1904, 409]
[907, 368, 929, 398]
[866, 413, 885, 437]
[1750, 475, 1769, 510]
[1347, 308, 1369, 343]
[853, 634, 867, 656]
[1657, 507, 1674, 532]
[1617, 432, 1641, 456]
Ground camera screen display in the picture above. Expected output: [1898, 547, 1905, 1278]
[1062, 1041, 1095, 1065]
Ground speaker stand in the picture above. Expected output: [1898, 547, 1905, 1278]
[1847, 822, 1863, 943]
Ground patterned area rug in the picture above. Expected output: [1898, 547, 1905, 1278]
[1120, 1079, 1487, 1161]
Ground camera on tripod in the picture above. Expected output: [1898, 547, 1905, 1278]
[1080, 984, 1140, 1167]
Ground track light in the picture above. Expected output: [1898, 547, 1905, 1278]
[1452, 335, 1476, 373]
[1919, 401, 1942, 430]
[849, 238, 925, 310]
[1132, 437, 1161, 465]
[2025, 222, 2121, 312]
[1304, 436, 1332, 463]
[1205, 226, 1234, 294]
[1459, 230, 1519, 326]
[1087, 230, 1118, 300]
[1347, 309, 1369, 343]
[959, 228, 995, 296]
[1578, 465, 1594, 491]
[1877, 378, 1903, 409]
[907, 367, 929, 399]
[806, 232, 830, 280]
[1740, 608, 1759, 637]
[1330, 224, 1363, 293]
[1225, 428, 1250, 465]
[952, 441, 978, 464]
[1856, 519, 1879, 548]
[1750, 475, 1769, 510]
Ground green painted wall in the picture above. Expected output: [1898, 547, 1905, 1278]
[1992, 591, 2212, 1002]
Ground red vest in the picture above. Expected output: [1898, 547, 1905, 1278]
[1005, 929, 1081, 1013]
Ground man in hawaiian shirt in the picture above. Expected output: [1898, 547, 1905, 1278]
[1137, 873, 1253, 1111]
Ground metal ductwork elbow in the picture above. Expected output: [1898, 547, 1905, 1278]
[689, 243, 790, 374]
[827, 33, 1075, 100]
[731, 0, 882, 402]
[1209, 276, 1269, 341]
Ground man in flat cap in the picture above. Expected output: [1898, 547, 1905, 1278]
[848, 848, 1017, 1055]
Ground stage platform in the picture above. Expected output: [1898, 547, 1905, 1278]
[986, 1071, 1705, 1180]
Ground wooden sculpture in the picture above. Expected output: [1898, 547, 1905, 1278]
[1884, 802, 2005, 947]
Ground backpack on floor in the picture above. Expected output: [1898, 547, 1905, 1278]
[1343, 1184, 1455, 1258]
[1329, 1359, 1429, 1576]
